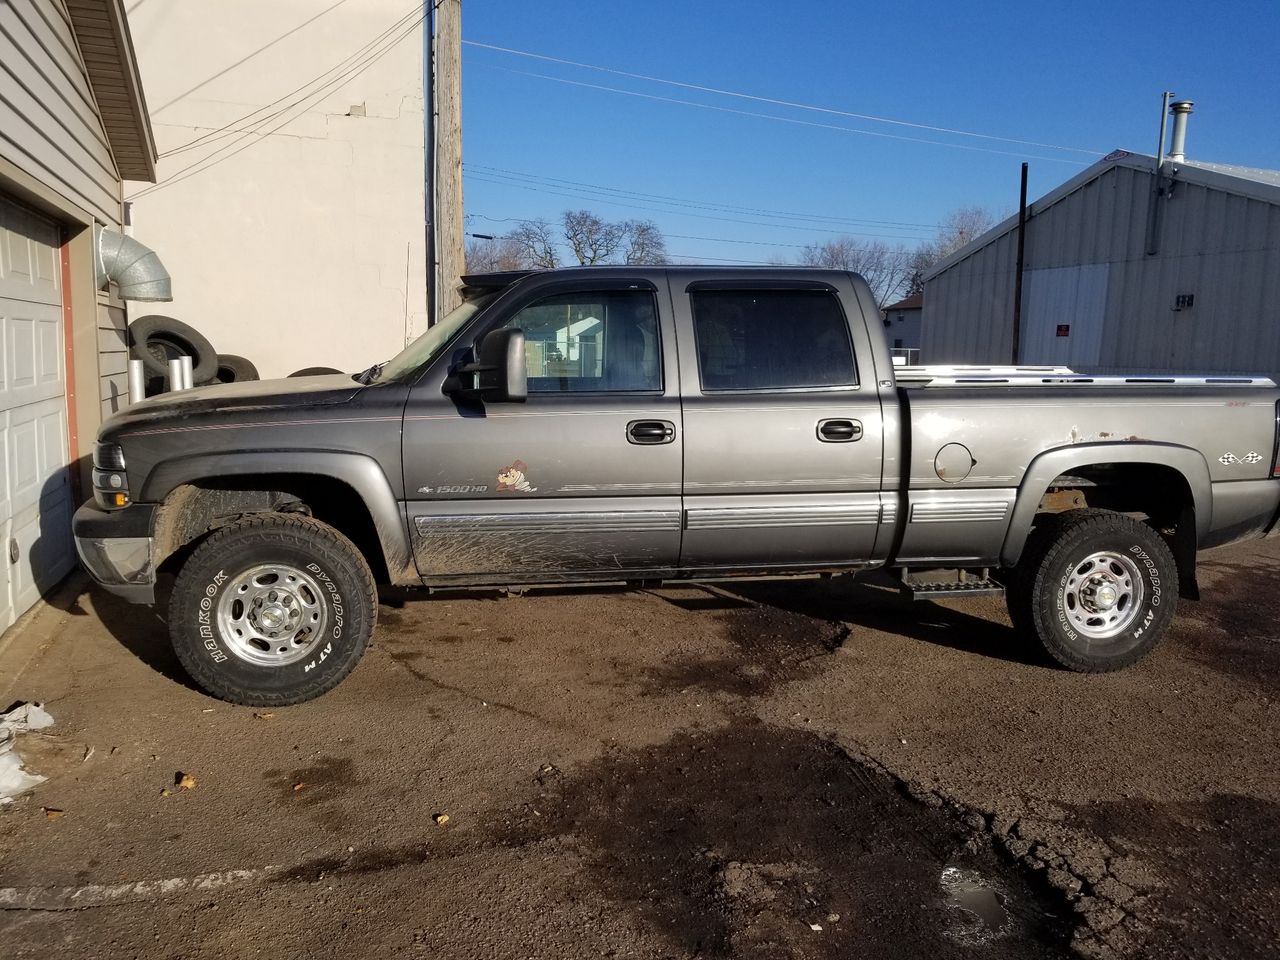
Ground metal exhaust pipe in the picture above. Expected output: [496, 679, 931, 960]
[127, 358, 145, 404]
[1168, 100, 1193, 163]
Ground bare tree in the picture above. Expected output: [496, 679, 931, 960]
[465, 236, 527, 273]
[621, 220, 669, 265]
[562, 210, 625, 265]
[507, 219, 559, 269]
[800, 237, 914, 305]
[904, 205, 998, 293]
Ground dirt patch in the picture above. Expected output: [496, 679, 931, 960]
[638, 587, 849, 696]
[497, 723, 1071, 959]
[1066, 792, 1280, 959]
[1174, 554, 1280, 690]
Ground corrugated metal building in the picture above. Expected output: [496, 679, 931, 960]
[921, 148, 1280, 375]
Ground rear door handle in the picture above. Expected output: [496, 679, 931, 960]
[627, 419, 676, 444]
[817, 418, 862, 442]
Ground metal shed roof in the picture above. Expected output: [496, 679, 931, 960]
[923, 150, 1280, 282]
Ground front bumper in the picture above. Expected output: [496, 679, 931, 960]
[73, 501, 159, 604]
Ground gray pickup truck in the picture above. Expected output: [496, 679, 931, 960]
[74, 267, 1280, 704]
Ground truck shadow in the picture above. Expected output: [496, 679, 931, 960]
[721, 576, 1048, 668]
[86, 577, 203, 693]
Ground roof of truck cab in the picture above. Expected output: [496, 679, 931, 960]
[461, 265, 854, 290]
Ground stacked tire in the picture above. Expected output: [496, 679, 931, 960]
[128, 315, 343, 392]
[128, 315, 261, 392]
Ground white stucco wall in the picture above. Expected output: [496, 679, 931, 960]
[123, 0, 427, 379]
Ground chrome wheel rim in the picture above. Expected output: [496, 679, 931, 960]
[216, 564, 329, 667]
[1061, 551, 1144, 640]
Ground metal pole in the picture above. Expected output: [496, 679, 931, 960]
[168, 358, 183, 392]
[127, 358, 145, 404]
[1012, 162, 1028, 364]
[178, 355, 194, 390]
[424, 0, 436, 327]
[1146, 91, 1173, 256]
[1155, 90, 1172, 169]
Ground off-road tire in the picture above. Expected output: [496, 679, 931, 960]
[169, 514, 377, 705]
[1008, 509, 1177, 672]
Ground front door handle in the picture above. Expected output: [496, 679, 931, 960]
[817, 418, 862, 442]
[627, 419, 676, 444]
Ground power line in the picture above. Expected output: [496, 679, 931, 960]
[130, 13, 424, 200]
[464, 39, 1103, 157]
[159, 3, 422, 158]
[465, 163, 940, 230]
[463, 172, 938, 240]
[151, 0, 359, 115]
[470, 63, 1090, 167]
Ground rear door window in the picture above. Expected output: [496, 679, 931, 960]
[691, 289, 857, 391]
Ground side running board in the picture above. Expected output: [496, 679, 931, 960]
[898, 568, 1006, 600]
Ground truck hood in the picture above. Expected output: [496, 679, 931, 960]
[102, 374, 364, 433]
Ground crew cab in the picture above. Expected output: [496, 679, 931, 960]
[73, 267, 1280, 704]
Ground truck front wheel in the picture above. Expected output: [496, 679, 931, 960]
[1008, 509, 1178, 672]
[169, 514, 377, 705]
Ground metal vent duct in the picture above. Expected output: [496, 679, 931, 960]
[95, 226, 172, 301]
[1168, 100, 1194, 163]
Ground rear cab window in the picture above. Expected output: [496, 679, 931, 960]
[690, 288, 858, 392]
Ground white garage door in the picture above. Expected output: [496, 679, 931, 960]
[0, 195, 73, 632]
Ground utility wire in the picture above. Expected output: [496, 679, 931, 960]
[470, 63, 1090, 166]
[131, 13, 424, 200]
[159, 2, 422, 158]
[463, 172, 938, 240]
[465, 163, 941, 231]
[464, 40, 1103, 157]
[151, 0, 359, 115]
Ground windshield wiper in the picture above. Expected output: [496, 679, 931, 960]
[354, 362, 385, 385]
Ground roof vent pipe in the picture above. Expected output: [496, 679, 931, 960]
[1168, 100, 1193, 163]
[94, 225, 172, 301]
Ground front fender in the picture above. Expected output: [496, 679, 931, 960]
[141, 451, 415, 585]
[1000, 442, 1212, 567]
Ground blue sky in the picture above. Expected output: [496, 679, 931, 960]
[459, 0, 1280, 265]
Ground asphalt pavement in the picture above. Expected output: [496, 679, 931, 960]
[1, 538, 1276, 959]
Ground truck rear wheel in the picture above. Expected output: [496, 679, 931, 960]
[1009, 509, 1177, 672]
[169, 514, 377, 705]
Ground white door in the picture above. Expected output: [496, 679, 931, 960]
[1022, 264, 1110, 368]
[0, 195, 72, 632]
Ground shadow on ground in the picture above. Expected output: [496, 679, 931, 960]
[491, 722, 1071, 960]
[723, 576, 1050, 669]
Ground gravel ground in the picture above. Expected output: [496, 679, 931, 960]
[0, 537, 1276, 959]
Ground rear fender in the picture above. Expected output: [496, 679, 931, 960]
[1001, 442, 1212, 567]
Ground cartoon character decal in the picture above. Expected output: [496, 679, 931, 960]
[497, 459, 537, 493]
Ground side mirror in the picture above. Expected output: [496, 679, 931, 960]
[448, 328, 527, 403]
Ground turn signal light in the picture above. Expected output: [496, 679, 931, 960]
[110, 492, 129, 507]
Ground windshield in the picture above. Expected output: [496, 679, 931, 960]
[372, 292, 499, 383]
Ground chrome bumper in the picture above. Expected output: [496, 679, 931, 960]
[73, 502, 158, 604]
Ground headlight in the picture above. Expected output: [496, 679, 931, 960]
[92, 443, 130, 508]
[93, 442, 126, 471]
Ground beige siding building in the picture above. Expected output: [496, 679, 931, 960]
[123, 0, 429, 379]
[1, 0, 159, 630]
[922, 150, 1280, 375]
